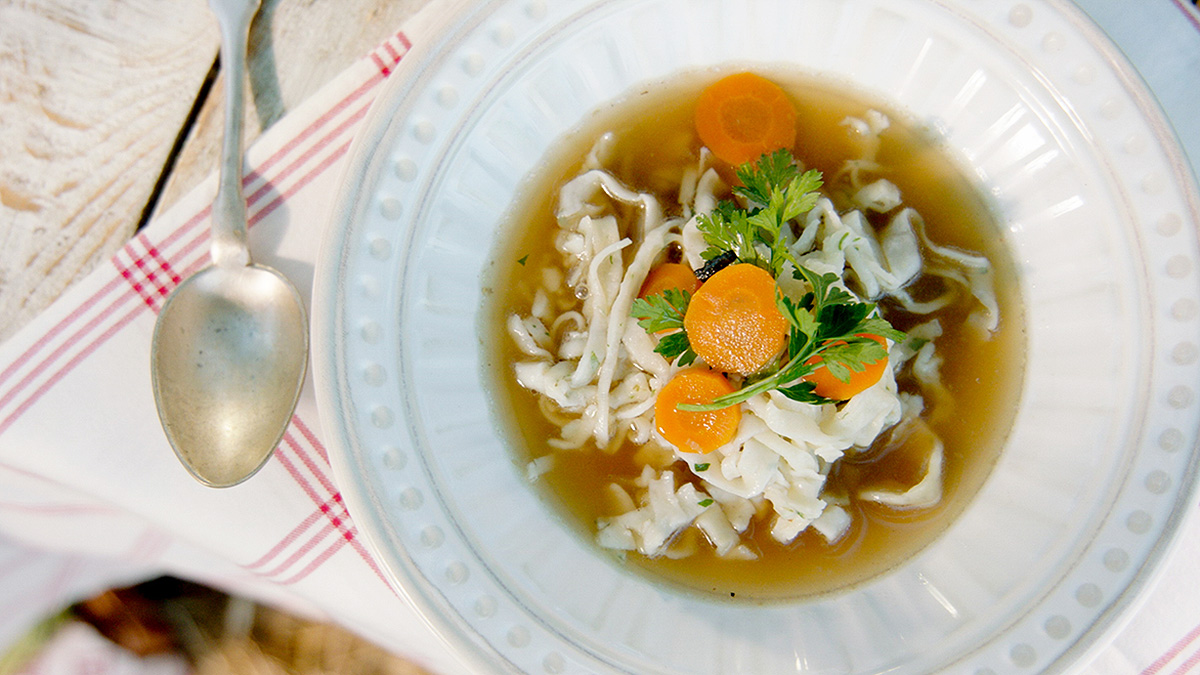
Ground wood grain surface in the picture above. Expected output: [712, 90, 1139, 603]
[0, 0, 431, 342]
[0, 0, 217, 341]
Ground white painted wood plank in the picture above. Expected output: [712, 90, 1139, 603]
[0, 0, 432, 341]
[0, 0, 218, 341]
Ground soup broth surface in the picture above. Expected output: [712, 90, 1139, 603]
[483, 69, 1025, 601]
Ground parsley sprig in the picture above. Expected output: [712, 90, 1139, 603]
[696, 149, 823, 277]
[632, 149, 905, 410]
[629, 289, 697, 366]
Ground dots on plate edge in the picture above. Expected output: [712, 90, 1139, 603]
[1172, 342, 1199, 365]
[474, 595, 497, 618]
[1122, 133, 1146, 155]
[412, 119, 435, 144]
[1171, 298, 1198, 321]
[492, 21, 515, 47]
[1076, 583, 1102, 607]
[1142, 173, 1166, 195]
[542, 653, 565, 673]
[445, 561, 469, 584]
[369, 236, 392, 260]
[379, 197, 402, 220]
[1010, 643, 1037, 668]
[1044, 615, 1071, 640]
[1100, 97, 1122, 120]
[1157, 213, 1183, 236]
[371, 405, 393, 429]
[1159, 428, 1185, 452]
[394, 157, 417, 181]
[1103, 548, 1130, 573]
[1145, 470, 1172, 494]
[1008, 4, 1033, 28]
[525, 1, 547, 20]
[357, 275, 380, 299]
[462, 52, 485, 76]
[420, 525, 445, 549]
[507, 625, 530, 648]
[382, 446, 406, 470]
[1126, 510, 1152, 535]
[399, 487, 423, 510]
[1167, 385, 1194, 409]
[360, 320, 382, 344]
[1166, 255, 1191, 279]
[437, 85, 459, 108]
[1041, 32, 1065, 53]
[363, 363, 386, 386]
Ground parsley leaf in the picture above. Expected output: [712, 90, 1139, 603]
[697, 202, 762, 268]
[655, 331, 697, 365]
[631, 289, 690, 333]
[631, 289, 697, 365]
[813, 338, 888, 382]
[857, 317, 907, 344]
[777, 380, 825, 404]
[816, 302, 874, 341]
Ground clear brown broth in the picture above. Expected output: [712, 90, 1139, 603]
[482, 69, 1025, 601]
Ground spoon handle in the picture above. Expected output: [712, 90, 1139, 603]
[209, 0, 261, 268]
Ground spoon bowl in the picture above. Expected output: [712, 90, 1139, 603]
[151, 263, 307, 487]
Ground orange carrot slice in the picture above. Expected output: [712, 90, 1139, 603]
[655, 368, 741, 454]
[684, 263, 788, 375]
[639, 262, 701, 299]
[694, 72, 797, 167]
[802, 334, 889, 400]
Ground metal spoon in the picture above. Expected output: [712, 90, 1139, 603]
[151, 0, 307, 488]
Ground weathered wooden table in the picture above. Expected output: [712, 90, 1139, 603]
[0, 0, 431, 342]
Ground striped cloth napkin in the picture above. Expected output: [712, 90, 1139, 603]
[0, 3, 462, 674]
[1, 1, 1198, 674]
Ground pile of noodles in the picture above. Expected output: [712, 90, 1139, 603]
[508, 112, 997, 560]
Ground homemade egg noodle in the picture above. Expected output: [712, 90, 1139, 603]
[485, 70, 1024, 600]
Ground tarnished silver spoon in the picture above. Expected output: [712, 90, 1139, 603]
[151, 0, 307, 488]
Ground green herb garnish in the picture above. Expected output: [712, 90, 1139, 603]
[696, 149, 823, 276]
[630, 288, 698, 365]
[632, 150, 905, 411]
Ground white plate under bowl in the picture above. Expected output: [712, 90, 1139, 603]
[312, 0, 1200, 672]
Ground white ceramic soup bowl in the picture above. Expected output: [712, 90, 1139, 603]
[313, 0, 1200, 672]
